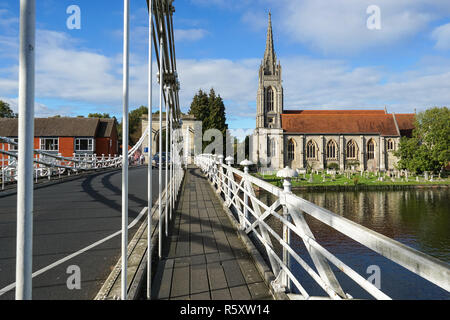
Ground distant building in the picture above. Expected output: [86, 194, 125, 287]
[0, 117, 118, 165]
[252, 13, 416, 171]
[141, 113, 197, 164]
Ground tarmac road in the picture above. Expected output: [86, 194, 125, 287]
[0, 166, 165, 300]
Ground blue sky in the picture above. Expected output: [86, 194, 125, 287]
[1, 0, 450, 132]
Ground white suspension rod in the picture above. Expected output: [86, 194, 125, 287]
[121, 0, 130, 301]
[16, 0, 35, 301]
[147, 0, 153, 300]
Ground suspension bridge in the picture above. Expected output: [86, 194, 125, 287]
[1, 0, 449, 301]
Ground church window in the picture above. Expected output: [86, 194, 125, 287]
[346, 140, 357, 159]
[367, 139, 375, 160]
[306, 140, 317, 159]
[326, 140, 337, 160]
[267, 87, 274, 112]
[387, 139, 394, 151]
[287, 139, 295, 161]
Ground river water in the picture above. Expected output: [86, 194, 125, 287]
[256, 188, 450, 300]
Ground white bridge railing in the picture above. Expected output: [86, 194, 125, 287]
[0, 133, 146, 189]
[195, 154, 450, 300]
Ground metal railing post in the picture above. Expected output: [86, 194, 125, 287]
[225, 156, 233, 204]
[121, 0, 130, 301]
[277, 167, 298, 292]
[16, 0, 35, 300]
[240, 160, 253, 229]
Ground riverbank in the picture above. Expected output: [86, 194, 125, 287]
[253, 172, 450, 191]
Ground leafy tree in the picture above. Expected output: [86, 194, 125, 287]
[88, 113, 110, 118]
[188, 88, 228, 154]
[117, 106, 149, 146]
[0, 100, 17, 118]
[396, 107, 449, 173]
[129, 106, 148, 144]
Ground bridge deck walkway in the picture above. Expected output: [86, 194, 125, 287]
[151, 166, 273, 300]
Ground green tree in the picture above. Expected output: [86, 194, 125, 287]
[88, 113, 110, 118]
[396, 107, 450, 173]
[129, 106, 148, 144]
[0, 100, 17, 118]
[188, 88, 228, 154]
[188, 89, 209, 123]
[117, 106, 149, 146]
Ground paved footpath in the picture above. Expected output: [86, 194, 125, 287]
[151, 167, 273, 300]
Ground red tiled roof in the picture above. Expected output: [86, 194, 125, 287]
[0, 117, 109, 137]
[395, 113, 415, 131]
[281, 110, 402, 136]
[283, 110, 387, 115]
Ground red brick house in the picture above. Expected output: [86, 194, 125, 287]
[0, 117, 118, 165]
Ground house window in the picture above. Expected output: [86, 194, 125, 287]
[40, 138, 59, 151]
[306, 140, 316, 159]
[267, 87, 274, 112]
[9, 138, 19, 151]
[326, 140, 337, 160]
[367, 139, 375, 160]
[387, 139, 394, 151]
[346, 140, 357, 159]
[75, 138, 94, 152]
[287, 139, 295, 161]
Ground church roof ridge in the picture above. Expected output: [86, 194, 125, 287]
[282, 109, 390, 115]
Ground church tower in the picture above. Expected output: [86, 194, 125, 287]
[256, 12, 283, 129]
[252, 12, 284, 170]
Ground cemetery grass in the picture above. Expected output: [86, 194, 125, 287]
[254, 173, 450, 189]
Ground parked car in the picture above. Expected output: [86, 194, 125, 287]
[152, 152, 171, 168]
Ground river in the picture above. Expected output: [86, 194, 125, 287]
[256, 188, 450, 300]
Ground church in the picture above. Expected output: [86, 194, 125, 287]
[251, 13, 415, 172]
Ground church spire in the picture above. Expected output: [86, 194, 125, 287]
[263, 11, 277, 75]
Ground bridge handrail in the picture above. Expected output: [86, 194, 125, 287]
[0, 127, 151, 182]
[195, 154, 450, 300]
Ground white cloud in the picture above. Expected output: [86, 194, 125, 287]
[176, 58, 259, 117]
[0, 96, 77, 118]
[190, 0, 252, 10]
[281, 56, 450, 112]
[174, 28, 209, 42]
[33, 30, 123, 106]
[432, 23, 450, 50]
[259, 0, 450, 54]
